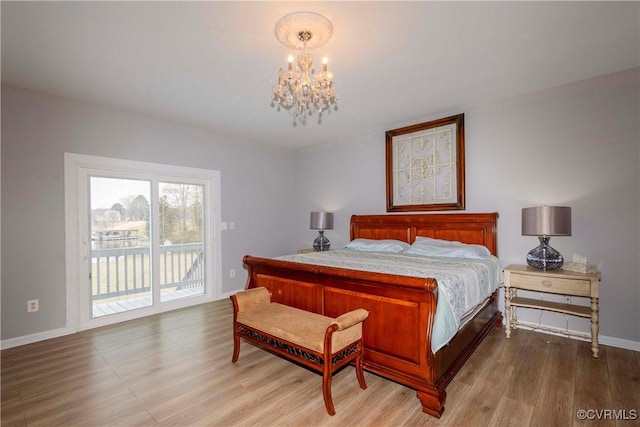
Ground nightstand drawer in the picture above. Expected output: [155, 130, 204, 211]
[297, 248, 317, 254]
[509, 273, 591, 296]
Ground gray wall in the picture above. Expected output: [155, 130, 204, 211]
[292, 68, 640, 345]
[2, 67, 639, 347]
[1, 84, 294, 340]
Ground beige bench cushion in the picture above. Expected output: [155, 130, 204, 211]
[237, 303, 362, 353]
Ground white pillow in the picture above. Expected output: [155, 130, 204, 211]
[403, 236, 491, 259]
[344, 238, 410, 253]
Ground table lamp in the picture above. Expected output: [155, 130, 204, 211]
[522, 206, 571, 270]
[310, 212, 333, 251]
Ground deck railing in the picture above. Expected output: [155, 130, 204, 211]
[91, 243, 204, 300]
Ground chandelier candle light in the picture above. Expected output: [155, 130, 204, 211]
[272, 12, 337, 123]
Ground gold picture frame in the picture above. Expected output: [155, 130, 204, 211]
[386, 113, 465, 212]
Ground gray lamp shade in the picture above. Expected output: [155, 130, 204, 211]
[522, 206, 571, 236]
[310, 212, 334, 230]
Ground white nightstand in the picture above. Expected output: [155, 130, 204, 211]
[503, 264, 601, 358]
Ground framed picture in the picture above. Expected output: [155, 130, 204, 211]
[386, 113, 465, 212]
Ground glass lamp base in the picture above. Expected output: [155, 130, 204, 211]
[313, 230, 331, 251]
[526, 236, 564, 270]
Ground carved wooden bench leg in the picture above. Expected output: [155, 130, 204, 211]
[231, 330, 240, 363]
[355, 351, 367, 390]
[231, 301, 241, 363]
[323, 323, 338, 415]
[322, 366, 336, 416]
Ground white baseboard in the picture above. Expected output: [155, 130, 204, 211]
[600, 335, 640, 352]
[1, 326, 77, 350]
[512, 320, 640, 352]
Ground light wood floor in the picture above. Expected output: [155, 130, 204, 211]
[2, 299, 639, 427]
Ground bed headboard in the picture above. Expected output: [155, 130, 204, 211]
[350, 213, 499, 256]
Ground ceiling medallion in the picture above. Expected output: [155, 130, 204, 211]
[271, 12, 337, 125]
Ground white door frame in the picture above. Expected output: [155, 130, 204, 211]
[64, 152, 222, 331]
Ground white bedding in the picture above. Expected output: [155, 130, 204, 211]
[275, 249, 502, 353]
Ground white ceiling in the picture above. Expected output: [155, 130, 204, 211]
[2, 1, 638, 149]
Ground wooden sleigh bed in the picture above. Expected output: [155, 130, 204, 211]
[242, 212, 502, 417]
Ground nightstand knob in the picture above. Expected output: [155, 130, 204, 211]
[541, 280, 553, 287]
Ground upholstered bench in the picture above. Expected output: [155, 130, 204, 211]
[231, 287, 369, 415]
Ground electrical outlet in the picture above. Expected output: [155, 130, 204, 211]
[27, 299, 39, 313]
[230, 269, 236, 278]
[229, 222, 235, 230]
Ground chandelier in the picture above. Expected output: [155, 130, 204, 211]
[271, 12, 337, 124]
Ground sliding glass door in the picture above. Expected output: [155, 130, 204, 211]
[65, 153, 221, 330]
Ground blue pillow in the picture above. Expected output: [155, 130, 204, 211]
[403, 236, 491, 259]
[344, 238, 410, 253]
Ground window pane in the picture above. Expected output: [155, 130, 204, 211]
[159, 182, 205, 302]
[90, 177, 152, 317]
